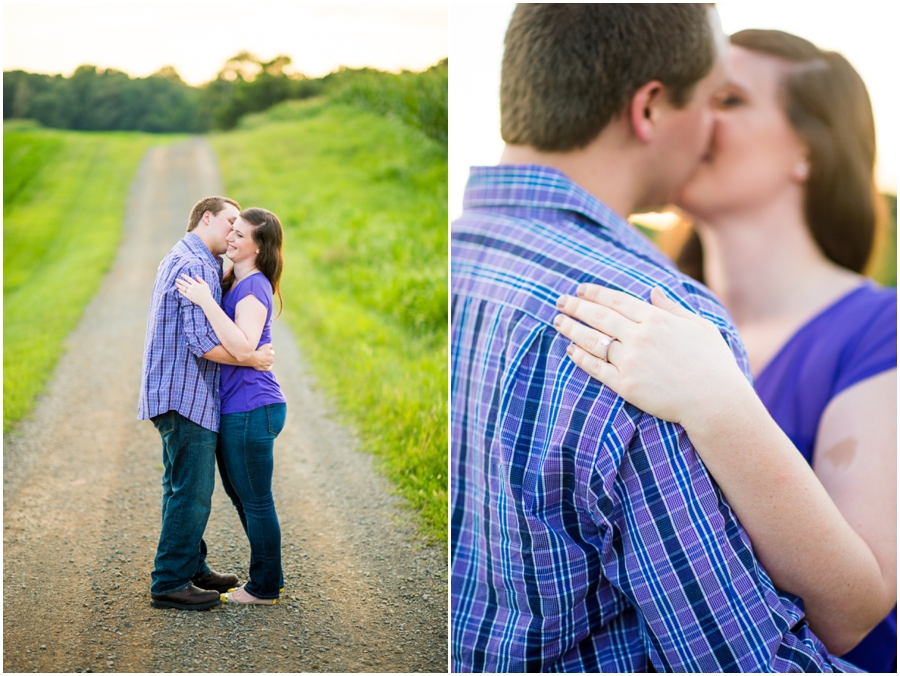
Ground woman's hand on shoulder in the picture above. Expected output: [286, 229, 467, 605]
[553, 284, 753, 431]
[175, 274, 214, 308]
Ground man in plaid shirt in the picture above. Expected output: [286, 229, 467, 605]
[139, 196, 274, 611]
[450, 5, 859, 672]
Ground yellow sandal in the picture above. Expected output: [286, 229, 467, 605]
[221, 585, 277, 605]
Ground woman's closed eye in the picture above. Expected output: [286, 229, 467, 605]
[715, 90, 746, 109]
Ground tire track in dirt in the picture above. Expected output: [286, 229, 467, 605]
[3, 138, 448, 673]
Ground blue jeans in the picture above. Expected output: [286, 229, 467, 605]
[150, 411, 216, 596]
[217, 403, 286, 599]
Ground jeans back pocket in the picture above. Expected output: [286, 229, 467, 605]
[266, 403, 287, 436]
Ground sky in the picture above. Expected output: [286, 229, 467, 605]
[3, 3, 448, 85]
[449, 2, 898, 219]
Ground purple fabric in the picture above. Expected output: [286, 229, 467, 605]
[219, 273, 285, 415]
[755, 281, 897, 673]
[138, 233, 223, 432]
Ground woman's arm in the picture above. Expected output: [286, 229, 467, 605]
[176, 275, 266, 362]
[203, 344, 274, 371]
[554, 284, 895, 655]
[811, 370, 897, 645]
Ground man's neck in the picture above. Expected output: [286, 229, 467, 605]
[190, 228, 220, 257]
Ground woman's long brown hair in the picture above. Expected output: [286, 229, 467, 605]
[222, 207, 284, 317]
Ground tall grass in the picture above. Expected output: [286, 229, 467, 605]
[210, 100, 448, 542]
[3, 125, 169, 432]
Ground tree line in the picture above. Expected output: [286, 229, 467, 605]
[3, 54, 447, 143]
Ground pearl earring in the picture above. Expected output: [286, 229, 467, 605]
[795, 162, 809, 180]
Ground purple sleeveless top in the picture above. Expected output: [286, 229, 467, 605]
[754, 282, 897, 673]
[219, 272, 286, 415]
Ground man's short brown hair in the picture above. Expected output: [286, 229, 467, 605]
[501, 4, 716, 152]
[187, 196, 241, 232]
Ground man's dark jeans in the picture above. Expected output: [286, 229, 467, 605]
[217, 403, 286, 599]
[150, 411, 216, 596]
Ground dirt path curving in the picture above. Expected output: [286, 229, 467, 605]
[3, 138, 448, 673]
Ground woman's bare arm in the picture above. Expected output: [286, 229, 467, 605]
[677, 372, 893, 654]
[554, 284, 895, 655]
[808, 371, 897, 650]
[176, 275, 266, 361]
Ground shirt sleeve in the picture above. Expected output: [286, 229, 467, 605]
[234, 274, 273, 313]
[177, 263, 221, 358]
[595, 413, 862, 672]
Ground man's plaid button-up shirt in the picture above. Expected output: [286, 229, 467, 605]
[450, 164, 860, 673]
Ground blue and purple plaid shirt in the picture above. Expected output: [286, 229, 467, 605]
[450, 165, 860, 672]
[138, 232, 223, 432]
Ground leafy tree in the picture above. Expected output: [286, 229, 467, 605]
[208, 52, 323, 130]
[3, 55, 446, 141]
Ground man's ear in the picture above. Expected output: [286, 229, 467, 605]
[629, 80, 665, 144]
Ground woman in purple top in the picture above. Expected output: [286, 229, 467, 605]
[176, 207, 287, 605]
[554, 30, 896, 671]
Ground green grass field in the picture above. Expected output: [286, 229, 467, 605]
[3, 124, 170, 433]
[4, 99, 448, 544]
[210, 99, 448, 542]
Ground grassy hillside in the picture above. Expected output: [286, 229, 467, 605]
[3, 124, 170, 433]
[210, 99, 448, 542]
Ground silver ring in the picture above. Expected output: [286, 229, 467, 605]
[599, 335, 618, 362]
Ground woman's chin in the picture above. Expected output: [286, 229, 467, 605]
[673, 182, 711, 220]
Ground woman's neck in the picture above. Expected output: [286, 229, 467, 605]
[697, 198, 861, 329]
[231, 259, 259, 282]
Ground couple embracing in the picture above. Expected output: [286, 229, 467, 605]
[451, 4, 895, 672]
[138, 197, 287, 610]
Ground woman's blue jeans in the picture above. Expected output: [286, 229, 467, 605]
[216, 403, 286, 599]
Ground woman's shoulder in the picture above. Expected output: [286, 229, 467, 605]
[233, 272, 273, 300]
[826, 282, 896, 393]
[831, 282, 896, 331]
[224, 273, 273, 315]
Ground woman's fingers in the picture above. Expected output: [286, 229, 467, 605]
[556, 293, 634, 339]
[553, 314, 620, 363]
[649, 287, 700, 322]
[575, 284, 652, 323]
[565, 344, 619, 389]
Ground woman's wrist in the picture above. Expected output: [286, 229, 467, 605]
[197, 294, 216, 311]
[679, 375, 761, 447]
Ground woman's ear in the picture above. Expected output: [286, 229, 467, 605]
[629, 80, 664, 144]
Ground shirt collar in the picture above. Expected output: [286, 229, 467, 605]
[463, 164, 633, 235]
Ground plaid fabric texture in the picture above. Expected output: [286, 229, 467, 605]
[450, 165, 861, 672]
[138, 233, 223, 432]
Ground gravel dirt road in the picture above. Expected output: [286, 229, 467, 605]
[3, 138, 448, 673]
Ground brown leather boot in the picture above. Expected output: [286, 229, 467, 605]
[193, 569, 240, 593]
[151, 584, 221, 610]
